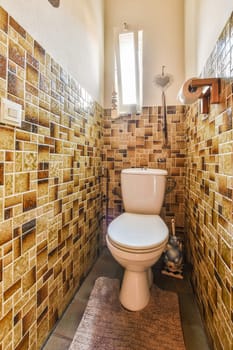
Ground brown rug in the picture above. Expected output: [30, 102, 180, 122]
[69, 277, 186, 350]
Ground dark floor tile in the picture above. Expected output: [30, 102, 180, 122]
[182, 324, 211, 350]
[43, 334, 71, 350]
[43, 248, 211, 350]
[54, 299, 87, 339]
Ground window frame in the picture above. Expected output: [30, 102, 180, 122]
[114, 28, 142, 115]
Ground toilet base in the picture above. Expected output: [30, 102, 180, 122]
[148, 267, 153, 288]
[120, 269, 151, 311]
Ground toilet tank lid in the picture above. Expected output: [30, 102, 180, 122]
[122, 168, 168, 175]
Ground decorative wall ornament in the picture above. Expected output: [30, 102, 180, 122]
[48, 0, 60, 8]
[153, 66, 173, 146]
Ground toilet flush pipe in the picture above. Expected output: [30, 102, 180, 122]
[162, 91, 168, 144]
[102, 167, 109, 233]
[106, 168, 109, 230]
[100, 167, 109, 243]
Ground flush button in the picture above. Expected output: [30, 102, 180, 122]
[0, 98, 22, 127]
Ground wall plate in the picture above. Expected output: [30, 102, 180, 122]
[0, 98, 22, 127]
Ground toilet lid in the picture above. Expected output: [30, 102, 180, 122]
[108, 213, 169, 250]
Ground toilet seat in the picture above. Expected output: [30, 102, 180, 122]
[107, 213, 168, 253]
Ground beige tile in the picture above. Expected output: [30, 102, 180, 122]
[9, 39, 25, 68]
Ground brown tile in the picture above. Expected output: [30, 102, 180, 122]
[38, 170, 49, 180]
[5, 195, 22, 211]
[23, 152, 37, 171]
[218, 175, 228, 197]
[0, 163, 4, 185]
[18, 36, 33, 56]
[54, 199, 62, 216]
[223, 154, 233, 175]
[22, 228, 36, 253]
[7, 93, 24, 108]
[9, 17, 26, 38]
[38, 180, 48, 197]
[15, 333, 29, 350]
[25, 82, 38, 97]
[15, 173, 30, 193]
[0, 126, 14, 150]
[4, 208, 12, 220]
[51, 98, 60, 116]
[37, 246, 48, 270]
[34, 41, 45, 64]
[221, 239, 231, 269]
[39, 108, 50, 127]
[22, 267, 36, 293]
[16, 130, 30, 142]
[22, 219, 36, 233]
[5, 174, 13, 196]
[14, 255, 29, 281]
[0, 7, 8, 33]
[25, 103, 39, 124]
[23, 191, 37, 212]
[37, 314, 48, 349]
[9, 39, 25, 68]
[22, 305, 36, 335]
[26, 63, 39, 86]
[0, 55, 6, 79]
[5, 151, 14, 161]
[4, 279, 21, 300]
[13, 237, 21, 259]
[39, 74, 50, 94]
[38, 145, 49, 162]
[37, 283, 48, 306]
[8, 60, 17, 74]
[63, 169, 71, 182]
[26, 52, 39, 70]
[8, 72, 24, 99]
[0, 310, 12, 342]
[0, 258, 2, 281]
[0, 220, 12, 245]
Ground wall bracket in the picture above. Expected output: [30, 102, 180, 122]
[191, 78, 221, 114]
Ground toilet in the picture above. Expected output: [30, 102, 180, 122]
[106, 168, 169, 311]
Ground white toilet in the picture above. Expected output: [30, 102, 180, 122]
[106, 168, 169, 311]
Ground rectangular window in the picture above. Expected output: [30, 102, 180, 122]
[114, 29, 143, 115]
[119, 32, 137, 105]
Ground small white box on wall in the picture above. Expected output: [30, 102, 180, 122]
[0, 98, 22, 127]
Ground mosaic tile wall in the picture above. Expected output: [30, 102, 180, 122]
[102, 106, 186, 236]
[0, 7, 103, 350]
[185, 13, 233, 350]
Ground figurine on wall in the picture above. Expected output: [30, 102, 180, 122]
[162, 218, 184, 279]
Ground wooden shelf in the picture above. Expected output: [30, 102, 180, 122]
[191, 78, 221, 114]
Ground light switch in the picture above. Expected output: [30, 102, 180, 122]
[0, 98, 22, 127]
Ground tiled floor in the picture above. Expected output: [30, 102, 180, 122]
[42, 248, 211, 350]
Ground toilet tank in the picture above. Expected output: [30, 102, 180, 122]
[121, 168, 168, 214]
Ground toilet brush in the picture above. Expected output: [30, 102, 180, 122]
[162, 218, 184, 279]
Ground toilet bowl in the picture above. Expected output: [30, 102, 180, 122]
[107, 213, 168, 311]
[107, 168, 168, 311]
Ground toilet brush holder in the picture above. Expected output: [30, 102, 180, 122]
[162, 218, 184, 279]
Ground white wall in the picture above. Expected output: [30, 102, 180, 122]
[0, 0, 104, 105]
[185, 0, 233, 77]
[104, 0, 185, 107]
[184, 0, 197, 78]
